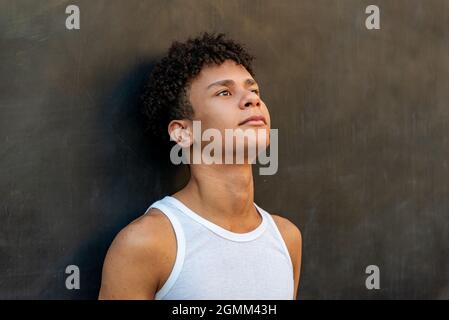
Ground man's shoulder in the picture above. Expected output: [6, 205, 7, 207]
[269, 213, 302, 259]
[102, 207, 176, 278]
[113, 208, 173, 253]
[270, 213, 302, 242]
[98, 208, 176, 299]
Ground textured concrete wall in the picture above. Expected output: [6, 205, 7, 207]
[1, 0, 448, 299]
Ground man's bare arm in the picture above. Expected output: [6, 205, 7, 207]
[98, 210, 174, 300]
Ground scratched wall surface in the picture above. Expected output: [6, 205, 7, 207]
[1, 0, 449, 299]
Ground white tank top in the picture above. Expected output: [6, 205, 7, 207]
[144, 196, 294, 300]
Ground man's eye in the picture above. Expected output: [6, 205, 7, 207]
[217, 90, 231, 96]
[252, 89, 260, 95]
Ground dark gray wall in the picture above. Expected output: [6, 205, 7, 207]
[1, 0, 448, 299]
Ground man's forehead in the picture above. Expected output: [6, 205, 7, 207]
[197, 60, 253, 83]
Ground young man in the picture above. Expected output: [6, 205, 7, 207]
[98, 33, 302, 300]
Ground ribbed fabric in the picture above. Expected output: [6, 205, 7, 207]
[145, 196, 294, 300]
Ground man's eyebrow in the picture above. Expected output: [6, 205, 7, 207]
[206, 78, 257, 90]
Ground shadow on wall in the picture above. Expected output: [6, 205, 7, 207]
[41, 60, 189, 299]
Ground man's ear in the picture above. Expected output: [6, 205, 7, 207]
[168, 119, 193, 148]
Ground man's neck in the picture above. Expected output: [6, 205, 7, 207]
[172, 163, 258, 230]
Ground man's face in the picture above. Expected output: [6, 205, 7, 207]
[187, 59, 271, 156]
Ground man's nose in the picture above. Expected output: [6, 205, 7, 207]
[239, 91, 261, 109]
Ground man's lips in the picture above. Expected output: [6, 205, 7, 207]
[239, 115, 267, 126]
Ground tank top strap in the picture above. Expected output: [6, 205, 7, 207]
[145, 199, 186, 300]
[253, 203, 294, 273]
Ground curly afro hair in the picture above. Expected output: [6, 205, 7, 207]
[141, 32, 255, 147]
